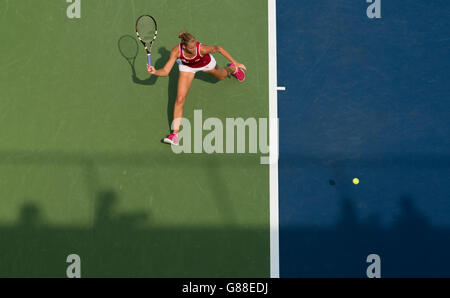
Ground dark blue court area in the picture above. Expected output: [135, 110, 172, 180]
[277, 0, 450, 277]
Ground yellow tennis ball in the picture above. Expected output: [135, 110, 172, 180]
[353, 178, 359, 185]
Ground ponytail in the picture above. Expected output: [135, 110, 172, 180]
[178, 30, 196, 46]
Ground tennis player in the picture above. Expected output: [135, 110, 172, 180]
[146, 30, 247, 145]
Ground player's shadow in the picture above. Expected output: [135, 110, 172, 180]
[118, 35, 162, 86]
[118, 37, 223, 130]
[118, 38, 177, 130]
[195, 70, 220, 84]
[136, 47, 219, 130]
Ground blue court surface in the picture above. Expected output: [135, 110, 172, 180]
[277, 0, 450, 277]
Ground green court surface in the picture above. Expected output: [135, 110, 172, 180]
[0, 0, 270, 277]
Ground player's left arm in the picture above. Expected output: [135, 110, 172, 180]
[200, 44, 247, 72]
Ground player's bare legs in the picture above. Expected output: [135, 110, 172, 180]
[205, 64, 245, 82]
[164, 71, 195, 145]
[204, 65, 234, 81]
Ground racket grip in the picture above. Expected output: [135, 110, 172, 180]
[147, 54, 152, 67]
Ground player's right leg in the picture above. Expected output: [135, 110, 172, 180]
[164, 71, 195, 145]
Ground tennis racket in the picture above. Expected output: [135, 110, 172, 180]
[135, 15, 157, 67]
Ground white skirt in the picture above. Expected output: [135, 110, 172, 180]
[177, 54, 217, 73]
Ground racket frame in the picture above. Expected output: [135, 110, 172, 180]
[135, 14, 158, 66]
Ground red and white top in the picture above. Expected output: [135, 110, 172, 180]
[179, 42, 211, 68]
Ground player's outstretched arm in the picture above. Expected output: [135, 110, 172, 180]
[147, 45, 179, 77]
[201, 44, 247, 72]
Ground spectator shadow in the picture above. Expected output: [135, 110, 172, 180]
[2, 190, 450, 277]
[280, 193, 450, 277]
[0, 182, 267, 277]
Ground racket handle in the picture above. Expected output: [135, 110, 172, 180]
[147, 54, 152, 67]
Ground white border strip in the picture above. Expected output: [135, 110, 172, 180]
[268, 0, 280, 278]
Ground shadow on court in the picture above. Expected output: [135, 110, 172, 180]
[118, 36, 177, 130]
[117, 34, 166, 86]
[116, 37, 237, 227]
[278, 155, 450, 277]
[0, 150, 265, 277]
[1, 151, 449, 276]
[280, 194, 450, 277]
[195, 70, 220, 84]
[0, 192, 267, 277]
[3, 179, 450, 277]
[118, 36, 225, 130]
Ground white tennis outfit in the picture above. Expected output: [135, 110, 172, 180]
[177, 42, 217, 73]
[177, 56, 216, 73]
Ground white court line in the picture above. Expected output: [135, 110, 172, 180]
[268, 0, 280, 278]
[277, 86, 286, 91]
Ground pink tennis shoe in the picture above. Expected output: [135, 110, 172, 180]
[163, 133, 179, 146]
[229, 63, 245, 82]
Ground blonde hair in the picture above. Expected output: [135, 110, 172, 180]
[178, 30, 196, 46]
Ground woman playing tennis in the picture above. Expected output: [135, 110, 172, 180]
[147, 30, 247, 145]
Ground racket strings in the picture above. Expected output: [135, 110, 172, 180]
[137, 18, 156, 42]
